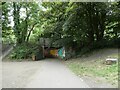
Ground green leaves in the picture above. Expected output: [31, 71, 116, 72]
[9, 43, 39, 59]
[2, 2, 120, 49]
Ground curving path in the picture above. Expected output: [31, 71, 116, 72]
[2, 59, 89, 88]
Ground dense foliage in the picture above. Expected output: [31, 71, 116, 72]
[42, 2, 120, 48]
[9, 43, 41, 59]
[2, 2, 120, 59]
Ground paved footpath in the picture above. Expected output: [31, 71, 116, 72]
[3, 59, 89, 88]
[25, 59, 89, 88]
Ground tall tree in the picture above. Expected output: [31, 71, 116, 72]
[13, 2, 41, 44]
[2, 2, 11, 38]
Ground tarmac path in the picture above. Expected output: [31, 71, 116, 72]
[2, 59, 89, 88]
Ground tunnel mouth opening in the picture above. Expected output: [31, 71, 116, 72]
[33, 37, 75, 61]
[32, 46, 66, 61]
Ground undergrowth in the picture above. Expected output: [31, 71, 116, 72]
[9, 43, 41, 59]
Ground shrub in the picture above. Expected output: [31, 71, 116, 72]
[9, 43, 40, 59]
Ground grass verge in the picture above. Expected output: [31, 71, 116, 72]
[65, 48, 118, 87]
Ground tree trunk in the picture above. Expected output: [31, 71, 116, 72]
[26, 23, 37, 42]
[13, 2, 21, 45]
[21, 7, 29, 43]
[97, 12, 106, 41]
[86, 3, 95, 43]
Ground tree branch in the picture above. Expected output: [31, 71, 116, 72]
[26, 23, 37, 42]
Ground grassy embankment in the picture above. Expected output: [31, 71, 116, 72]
[65, 48, 118, 87]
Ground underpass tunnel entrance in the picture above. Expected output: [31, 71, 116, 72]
[44, 46, 65, 59]
[32, 38, 75, 61]
[32, 46, 66, 61]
